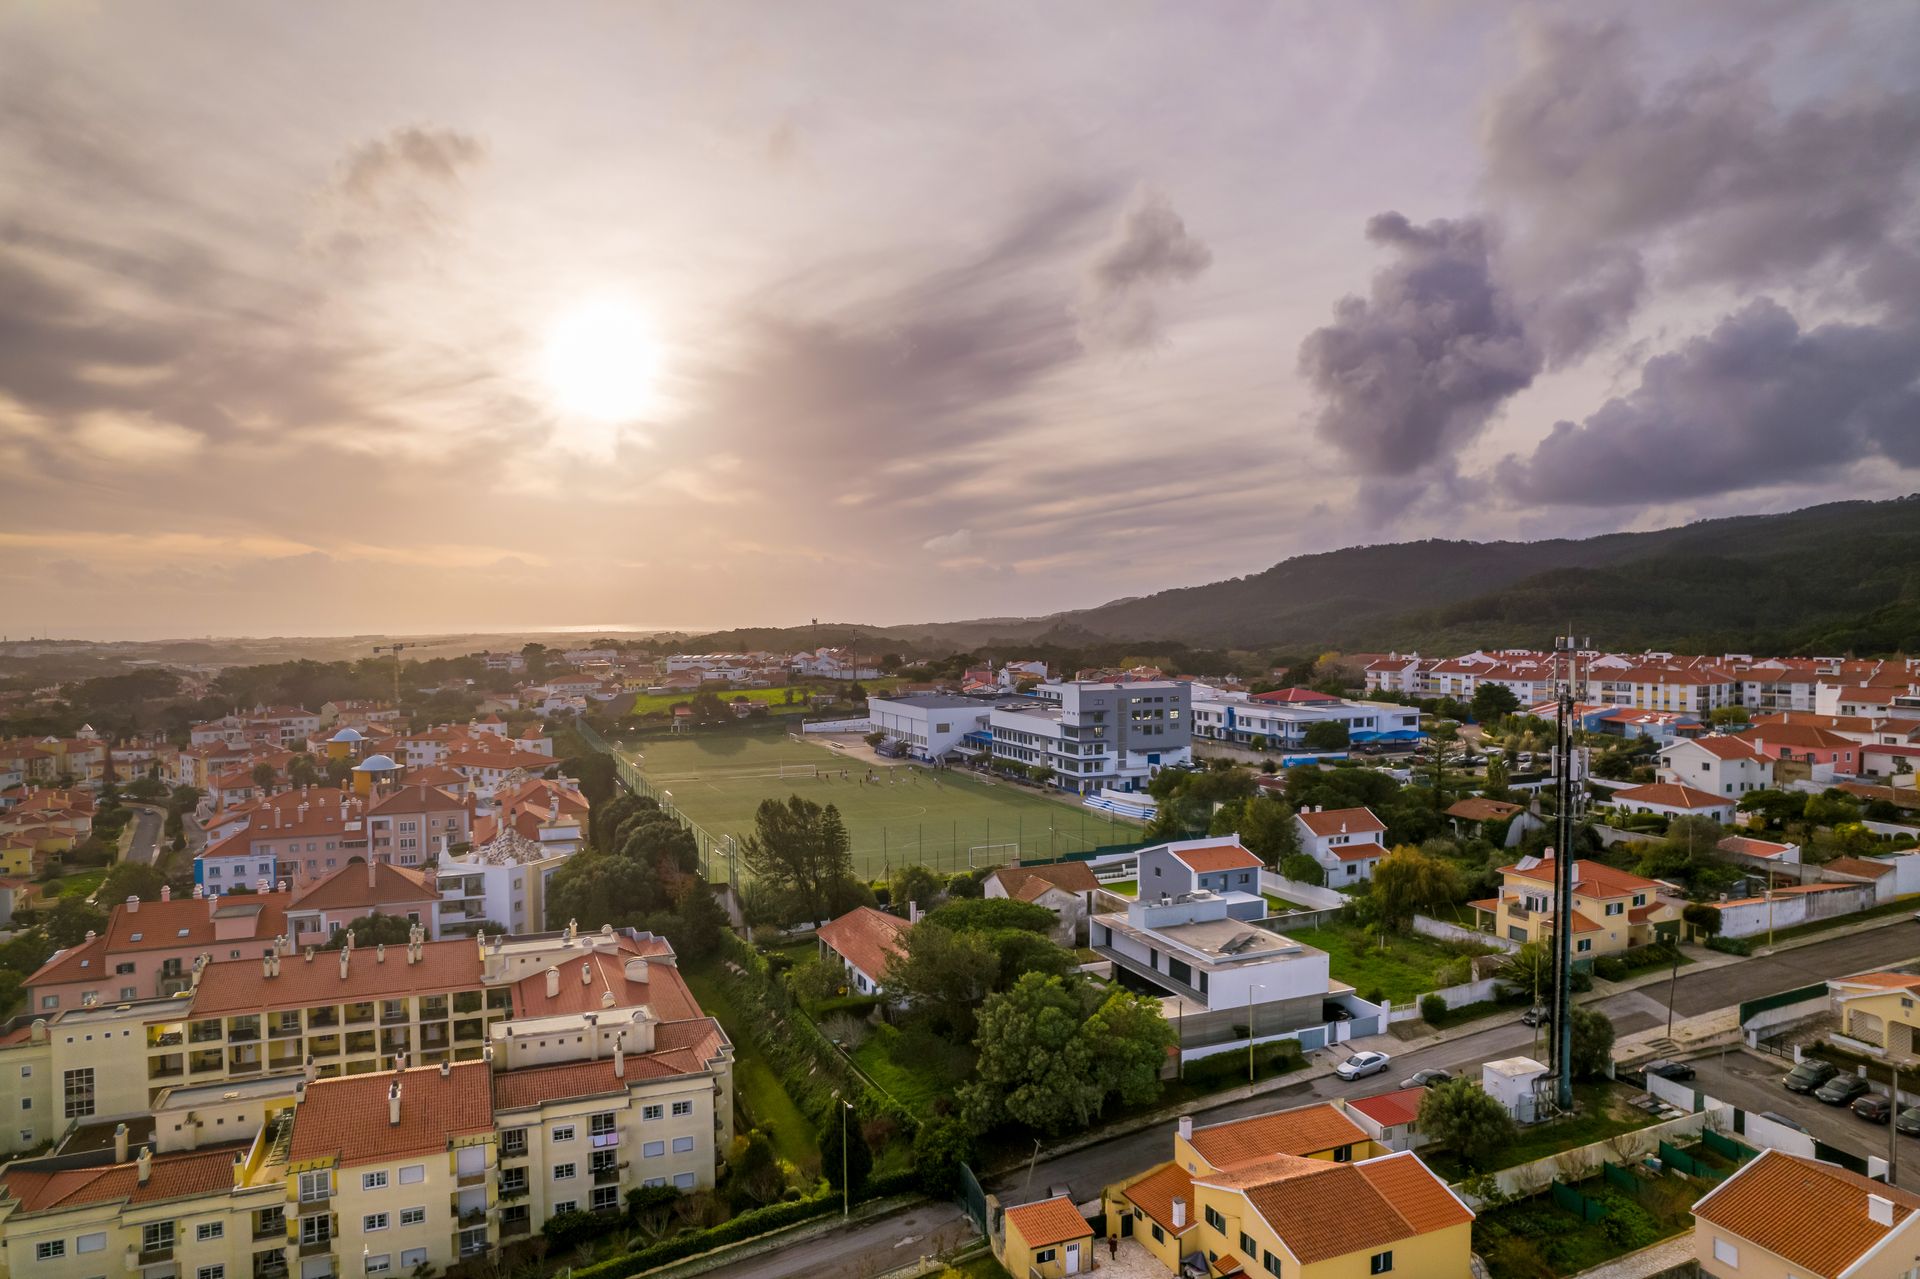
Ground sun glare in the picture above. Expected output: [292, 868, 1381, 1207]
[541, 298, 662, 423]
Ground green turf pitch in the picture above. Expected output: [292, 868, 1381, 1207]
[621, 731, 1142, 879]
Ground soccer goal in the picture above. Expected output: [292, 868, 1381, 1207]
[968, 842, 1021, 868]
[778, 762, 819, 779]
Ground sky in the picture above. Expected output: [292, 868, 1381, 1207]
[2, 1, 1918, 641]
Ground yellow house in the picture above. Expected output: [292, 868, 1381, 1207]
[996, 1195, 1094, 1278]
[1191, 1151, 1474, 1279]
[1828, 972, 1920, 1055]
[1692, 1147, 1920, 1279]
[1470, 854, 1680, 960]
[1103, 1103, 1390, 1273]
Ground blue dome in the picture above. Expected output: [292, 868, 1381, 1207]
[329, 727, 364, 743]
[353, 753, 398, 771]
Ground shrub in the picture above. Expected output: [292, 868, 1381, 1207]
[542, 1208, 623, 1251]
[1592, 956, 1629, 983]
[1182, 1041, 1304, 1090]
[1420, 994, 1448, 1023]
[1707, 935, 1755, 956]
[1599, 1195, 1660, 1249]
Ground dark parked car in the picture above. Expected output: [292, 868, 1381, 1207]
[1644, 1060, 1695, 1082]
[1814, 1074, 1870, 1106]
[1759, 1110, 1810, 1134]
[1896, 1107, 1920, 1136]
[1521, 1005, 1552, 1027]
[1782, 1060, 1839, 1094]
[1854, 1094, 1894, 1124]
[1401, 1069, 1453, 1089]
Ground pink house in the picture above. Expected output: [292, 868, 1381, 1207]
[1736, 724, 1860, 772]
[26, 888, 291, 1013]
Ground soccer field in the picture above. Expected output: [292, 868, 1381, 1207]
[618, 730, 1144, 880]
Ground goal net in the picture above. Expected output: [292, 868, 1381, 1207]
[968, 842, 1021, 868]
[778, 762, 819, 778]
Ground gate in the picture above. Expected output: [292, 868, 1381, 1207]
[958, 1162, 989, 1234]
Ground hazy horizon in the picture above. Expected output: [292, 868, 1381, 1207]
[5, 2, 1918, 639]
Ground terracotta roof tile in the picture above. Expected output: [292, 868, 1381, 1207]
[290, 1061, 493, 1168]
[1329, 841, 1388, 863]
[190, 938, 483, 1017]
[1218, 1152, 1469, 1265]
[1297, 807, 1386, 838]
[510, 937, 697, 1021]
[1004, 1196, 1091, 1249]
[816, 907, 911, 983]
[0, 1144, 247, 1214]
[1610, 783, 1732, 810]
[1188, 1103, 1369, 1172]
[990, 861, 1100, 899]
[1347, 1086, 1425, 1129]
[1693, 1149, 1920, 1276]
[1124, 1162, 1197, 1235]
[291, 860, 436, 912]
[1171, 842, 1264, 873]
[1446, 798, 1524, 822]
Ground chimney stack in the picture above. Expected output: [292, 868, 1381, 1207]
[1178, 1115, 1193, 1142]
[1870, 1194, 1895, 1227]
[113, 1122, 129, 1163]
[580, 961, 593, 987]
[367, 857, 378, 889]
[439, 1061, 450, 1078]
[339, 948, 350, 980]
[136, 1146, 152, 1185]
[545, 966, 560, 999]
[376, 943, 386, 965]
[126, 895, 139, 914]
[160, 885, 172, 903]
[387, 1080, 402, 1127]
[182, 1111, 198, 1152]
[1171, 1197, 1186, 1229]
[613, 1031, 625, 1079]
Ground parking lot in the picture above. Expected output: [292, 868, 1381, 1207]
[1683, 1049, 1918, 1189]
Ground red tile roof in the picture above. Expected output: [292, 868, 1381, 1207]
[190, 938, 483, 1017]
[1329, 841, 1388, 863]
[1679, 736, 1769, 762]
[1170, 842, 1264, 873]
[1124, 1162, 1197, 1235]
[1825, 856, 1895, 880]
[1188, 1103, 1369, 1172]
[1693, 1149, 1920, 1276]
[291, 860, 436, 912]
[492, 1022, 725, 1110]
[1003, 1195, 1091, 1249]
[290, 1061, 493, 1168]
[1501, 857, 1664, 899]
[0, 1144, 248, 1215]
[510, 935, 696, 1020]
[990, 861, 1101, 900]
[816, 907, 912, 983]
[1297, 807, 1386, 838]
[1446, 798, 1524, 822]
[1216, 1151, 1471, 1264]
[1610, 782, 1732, 810]
[1347, 1086, 1425, 1129]
[1716, 835, 1796, 859]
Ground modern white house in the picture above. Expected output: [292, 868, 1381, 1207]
[1089, 890, 1333, 1026]
[865, 693, 996, 761]
[1293, 806, 1389, 883]
[1189, 689, 1424, 753]
[990, 680, 1192, 794]
[1658, 736, 1776, 798]
[1135, 837, 1267, 919]
[1606, 783, 1739, 824]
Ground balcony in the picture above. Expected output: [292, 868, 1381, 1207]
[380, 1008, 410, 1026]
[456, 1169, 487, 1188]
[498, 1180, 528, 1201]
[297, 1238, 333, 1259]
[457, 1207, 488, 1227]
[252, 1257, 288, 1279]
[307, 1010, 339, 1030]
[149, 1030, 184, 1049]
[269, 1021, 302, 1040]
[589, 1131, 620, 1149]
[500, 1218, 530, 1239]
[499, 1139, 527, 1161]
[592, 1165, 622, 1186]
[228, 1024, 261, 1043]
[138, 1245, 175, 1266]
[254, 1219, 286, 1242]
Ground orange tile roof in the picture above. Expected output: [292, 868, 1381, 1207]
[1502, 857, 1663, 899]
[1356, 1153, 1475, 1234]
[991, 860, 1101, 900]
[1297, 807, 1385, 838]
[1004, 1196, 1091, 1249]
[510, 936, 698, 1021]
[1693, 1150, 1920, 1276]
[1826, 856, 1895, 880]
[1347, 1086, 1425, 1129]
[1214, 1254, 1245, 1275]
[1681, 736, 1769, 761]
[1610, 782, 1732, 810]
[1124, 1162, 1197, 1236]
[290, 1061, 493, 1168]
[1445, 798, 1524, 822]
[1716, 836, 1795, 859]
[0, 1144, 248, 1215]
[1329, 841, 1388, 863]
[1738, 723, 1861, 750]
[1189, 1103, 1368, 1172]
[291, 860, 436, 911]
[1172, 842, 1264, 873]
[190, 938, 483, 1016]
[370, 782, 472, 814]
[816, 907, 912, 983]
[492, 1024, 725, 1110]
[1832, 972, 1920, 992]
[1217, 1152, 1471, 1265]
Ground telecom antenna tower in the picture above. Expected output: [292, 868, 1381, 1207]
[1548, 631, 1590, 1112]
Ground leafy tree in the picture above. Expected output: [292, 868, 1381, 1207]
[1708, 706, 1750, 729]
[923, 897, 1055, 934]
[724, 1131, 786, 1207]
[560, 751, 619, 811]
[1737, 789, 1806, 828]
[287, 755, 323, 788]
[1031, 766, 1057, 787]
[737, 796, 857, 924]
[1569, 1006, 1616, 1078]
[1681, 902, 1722, 939]
[98, 861, 168, 905]
[123, 775, 170, 803]
[888, 864, 944, 914]
[250, 762, 278, 793]
[1370, 845, 1464, 932]
[688, 691, 730, 725]
[1497, 940, 1553, 1005]
[883, 924, 1000, 1037]
[910, 1115, 975, 1197]
[592, 792, 643, 852]
[168, 784, 204, 815]
[45, 896, 107, 948]
[656, 883, 729, 961]
[325, 757, 353, 787]
[1278, 853, 1324, 886]
[545, 850, 666, 930]
[1418, 1079, 1517, 1170]
[1236, 795, 1299, 865]
[820, 1105, 872, 1193]
[1470, 683, 1521, 724]
[987, 929, 1076, 990]
[1302, 721, 1350, 751]
[619, 815, 700, 877]
[1804, 789, 1864, 828]
[1084, 986, 1177, 1108]
[321, 912, 416, 950]
[963, 974, 1172, 1134]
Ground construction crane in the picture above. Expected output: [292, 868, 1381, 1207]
[371, 642, 413, 708]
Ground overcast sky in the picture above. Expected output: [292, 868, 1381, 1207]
[3, 1, 1917, 640]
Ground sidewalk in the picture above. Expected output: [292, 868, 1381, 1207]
[1565, 1233, 1695, 1279]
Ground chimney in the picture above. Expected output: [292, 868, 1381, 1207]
[1178, 1115, 1193, 1142]
[545, 966, 560, 999]
[367, 857, 378, 889]
[387, 1080, 402, 1127]
[305, 946, 316, 963]
[136, 1146, 152, 1185]
[263, 952, 274, 978]
[1870, 1194, 1895, 1227]
[113, 1122, 129, 1163]
[580, 960, 593, 986]
[126, 895, 139, 914]
[160, 885, 172, 903]
[182, 1111, 198, 1152]
[614, 1031, 625, 1079]
[193, 883, 205, 899]
[908, 900, 922, 924]
[303, 1054, 316, 1081]
[339, 948, 350, 980]
[1171, 1197, 1186, 1229]
[29, 1019, 46, 1045]
[376, 943, 386, 965]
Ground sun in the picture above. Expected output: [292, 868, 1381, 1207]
[541, 298, 662, 423]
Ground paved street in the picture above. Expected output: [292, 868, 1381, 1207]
[124, 804, 163, 866]
[720, 922, 1920, 1278]
[1684, 1052, 1917, 1189]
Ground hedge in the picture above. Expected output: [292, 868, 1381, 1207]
[1707, 936, 1755, 956]
[1182, 1041, 1304, 1090]
[568, 1171, 919, 1279]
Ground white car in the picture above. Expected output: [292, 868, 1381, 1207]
[1334, 1050, 1392, 1081]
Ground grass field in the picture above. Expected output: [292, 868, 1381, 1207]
[1276, 920, 1495, 1004]
[681, 963, 820, 1171]
[621, 729, 1144, 880]
[629, 687, 816, 716]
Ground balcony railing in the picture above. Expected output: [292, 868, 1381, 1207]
[457, 1207, 488, 1227]
[498, 1181, 529, 1200]
[501, 1218, 530, 1238]
[456, 1170, 487, 1188]
[138, 1245, 175, 1265]
[297, 1238, 333, 1258]
[592, 1166, 621, 1186]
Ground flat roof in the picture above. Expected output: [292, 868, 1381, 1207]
[873, 694, 995, 710]
[1098, 910, 1318, 967]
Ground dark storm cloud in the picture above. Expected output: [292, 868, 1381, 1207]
[1500, 298, 1920, 505]
[1298, 212, 1538, 476]
[1076, 189, 1213, 352]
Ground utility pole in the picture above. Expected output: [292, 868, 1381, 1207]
[372, 642, 412, 708]
[1549, 631, 1585, 1113]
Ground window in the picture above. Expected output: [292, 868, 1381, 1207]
[1370, 1252, 1393, 1274]
[365, 1255, 391, 1276]
[590, 1112, 617, 1145]
[643, 1140, 666, 1158]
[396, 1206, 425, 1226]
[1713, 1238, 1740, 1267]
[401, 1249, 427, 1270]
[1152, 1223, 1165, 1244]
[199, 1267, 226, 1279]
[1577, 939, 1593, 953]
[642, 1104, 663, 1121]
[551, 1124, 576, 1142]
[37, 1241, 65, 1261]
[63, 1067, 96, 1119]
[1205, 1206, 1226, 1232]
[77, 1232, 107, 1254]
[591, 1186, 620, 1211]
[198, 1222, 225, 1241]
[1605, 902, 1624, 916]
[554, 1201, 577, 1216]
[1241, 1232, 1257, 1258]
[363, 1213, 388, 1232]
[672, 1136, 694, 1154]
[362, 1171, 389, 1191]
[1036, 1249, 1058, 1265]
[298, 1170, 331, 1202]
[554, 1163, 576, 1180]
[398, 1164, 424, 1184]
[673, 1172, 695, 1189]
[671, 1100, 693, 1117]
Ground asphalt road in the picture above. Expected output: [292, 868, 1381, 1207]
[1684, 1053, 1917, 1190]
[124, 805, 163, 866]
[723, 923, 1920, 1278]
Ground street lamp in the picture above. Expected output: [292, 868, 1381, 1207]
[1247, 983, 1267, 1083]
[838, 1097, 854, 1217]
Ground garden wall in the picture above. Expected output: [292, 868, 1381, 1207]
[801, 717, 873, 733]
[1454, 1112, 1709, 1207]
[1258, 870, 1345, 910]
[1713, 881, 1876, 938]
[1414, 913, 1518, 953]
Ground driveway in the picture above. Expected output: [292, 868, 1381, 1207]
[1684, 1051, 1916, 1189]
[123, 804, 164, 866]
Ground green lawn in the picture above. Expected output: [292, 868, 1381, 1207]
[1275, 921, 1494, 1004]
[626, 728, 1142, 879]
[629, 686, 821, 716]
[46, 869, 108, 899]
[681, 963, 820, 1171]
[850, 1023, 974, 1118]
[1424, 1083, 1659, 1182]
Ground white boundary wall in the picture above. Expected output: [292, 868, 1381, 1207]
[1414, 913, 1520, 952]
[1258, 870, 1345, 910]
